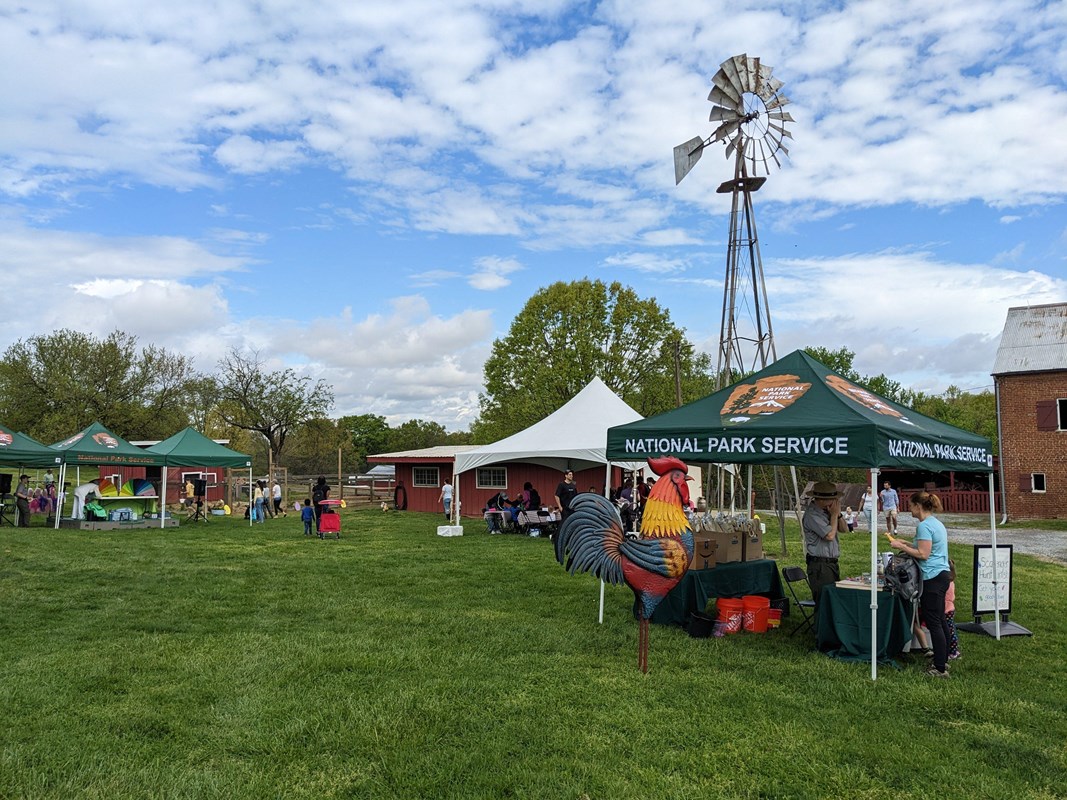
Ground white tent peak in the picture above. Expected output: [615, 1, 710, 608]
[454, 376, 643, 475]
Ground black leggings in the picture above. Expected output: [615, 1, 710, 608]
[920, 570, 952, 671]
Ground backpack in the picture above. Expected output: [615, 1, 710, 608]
[884, 553, 923, 602]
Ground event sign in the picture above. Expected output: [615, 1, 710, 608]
[971, 544, 1013, 615]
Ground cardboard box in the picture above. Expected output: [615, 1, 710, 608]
[742, 525, 764, 561]
[707, 530, 742, 563]
[690, 536, 717, 570]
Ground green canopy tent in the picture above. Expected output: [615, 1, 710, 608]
[0, 424, 62, 468]
[49, 422, 167, 528]
[606, 350, 997, 679]
[145, 427, 252, 528]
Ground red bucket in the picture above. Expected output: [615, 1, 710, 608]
[742, 595, 771, 633]
[717, 598, 744, 634]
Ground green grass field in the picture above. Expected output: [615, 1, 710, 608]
[2, 510, 1065, 799]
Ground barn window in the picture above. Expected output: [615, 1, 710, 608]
[1059, 399, 1067, 430]
[476, 467, 508, 489]
[1032, 473, 1046, 493]
[412, 467, 439, 487]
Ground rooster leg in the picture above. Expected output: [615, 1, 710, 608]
[639, 618, 649, 674]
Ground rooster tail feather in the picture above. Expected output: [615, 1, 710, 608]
[555, 493, 626, 585]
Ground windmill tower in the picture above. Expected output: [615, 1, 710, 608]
[674, 53, 794, 386]
[673, 54, 798, 541]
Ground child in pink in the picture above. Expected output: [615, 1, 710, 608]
[946, 560, 961, 660]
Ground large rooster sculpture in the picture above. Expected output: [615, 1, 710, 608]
[555, 456, 694, 672]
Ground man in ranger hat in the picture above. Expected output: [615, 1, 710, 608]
[803, 481, 849, 608]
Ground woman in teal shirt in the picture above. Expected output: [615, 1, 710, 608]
[889, 491, 953, 677]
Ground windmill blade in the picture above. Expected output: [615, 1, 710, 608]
[719, 56, 744, 99]
[731, 54, 752, 93]
[757, 73, 783, 100]
[709, 105, 742, 123]
[709, 85, 742, 111]
[673, 136, 706, 184]
[711, 118, 741, 143]
[764, 94, 792, 112]
[724, 130, 744, 161]
[768, 110, 795, 123]
[746, 55, 761, 94]
[769, 122, 794, 140]
[753, 138, 770, 175]
[710, 71, 742, 107]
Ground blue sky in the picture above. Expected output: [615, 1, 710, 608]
[2, 0, 1066, 430]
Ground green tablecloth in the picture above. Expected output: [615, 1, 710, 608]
[650, 559, 783, 626]
[815, 586, 912, 663]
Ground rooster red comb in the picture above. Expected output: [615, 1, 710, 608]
[647, 456, 689, 476]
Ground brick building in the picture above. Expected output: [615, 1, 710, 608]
[993, 303, 1067, 519]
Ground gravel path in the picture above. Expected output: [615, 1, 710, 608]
[863, 512, 1067, 565]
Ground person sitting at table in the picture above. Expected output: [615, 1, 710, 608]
[485, 490, 516, 529]
[803, 481, 848, 609]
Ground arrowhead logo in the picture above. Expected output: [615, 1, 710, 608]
[720, 374, 811, 423]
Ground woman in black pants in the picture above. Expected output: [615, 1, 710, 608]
[890, 491, 953, 678]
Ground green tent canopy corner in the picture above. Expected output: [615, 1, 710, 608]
[0, 425, 62, 468]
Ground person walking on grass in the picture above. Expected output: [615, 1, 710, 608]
[301, 498, 314, 536]
[889, 491, 952, 678]
[880, 480, 899, 535]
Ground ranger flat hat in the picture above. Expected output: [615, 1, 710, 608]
[811, 481, 841, 499]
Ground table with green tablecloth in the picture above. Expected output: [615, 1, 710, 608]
[650, 559, 783, 626]
[815, 585, 913, 663]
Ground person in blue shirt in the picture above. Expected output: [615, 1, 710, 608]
[300, 498, 315, 537]
[889, 491, 953, 678]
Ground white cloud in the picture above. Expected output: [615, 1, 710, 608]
[1000, 215, 1021, 224]
[468, 255, 523, 290]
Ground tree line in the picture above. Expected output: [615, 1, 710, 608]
[0, 280, 997, 476]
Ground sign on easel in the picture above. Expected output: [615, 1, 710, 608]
[973, 544, 1012, 615]
[958, 543, 1031, 637]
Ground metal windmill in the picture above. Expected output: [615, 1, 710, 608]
[674, 54, 799, 544]
[674, 53, 794, 387]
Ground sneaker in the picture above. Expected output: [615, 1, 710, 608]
[924, 666, 950, 678]
[948, 651, 962, 661]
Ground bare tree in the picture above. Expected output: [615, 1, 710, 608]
[215, 349, 334, 470]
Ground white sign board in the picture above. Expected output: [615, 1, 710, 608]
[972, 544, 1013, 615]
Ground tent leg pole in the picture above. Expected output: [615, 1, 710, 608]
[989, 471, 1001, 640]
[870, 469, 880, 681]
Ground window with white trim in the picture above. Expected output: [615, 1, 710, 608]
[1058, 399, 1067, 431]
[1032, 473, 1046, 493]
[476, 467, 508, 490]
[412, 467, 439, 487]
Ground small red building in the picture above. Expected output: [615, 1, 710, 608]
[368, 445, 625, 517]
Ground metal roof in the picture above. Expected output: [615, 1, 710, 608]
[992, 303, 1067, 376]
[367, 444, 480, 461]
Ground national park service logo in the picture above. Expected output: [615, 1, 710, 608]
[825, 375, 914, 425]
[0, 429, 12, 448]
[60, 432, 85, 448]
[721, 374, 811, 424]
[92, 432, 120, 448]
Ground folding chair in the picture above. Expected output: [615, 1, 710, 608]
[782, 566, 817, 636]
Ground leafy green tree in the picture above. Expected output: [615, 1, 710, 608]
[338, 413, 392, 472]
[475, 279, 713, 441]
[386, 419, 450, 452]
[0, 329, 194, 442]
[214, 348, 334, 470]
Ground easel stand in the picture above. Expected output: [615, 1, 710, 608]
[0, 496, 14, 527]
[190, 497, 209, 522]
[958, 615, 1032, 637]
